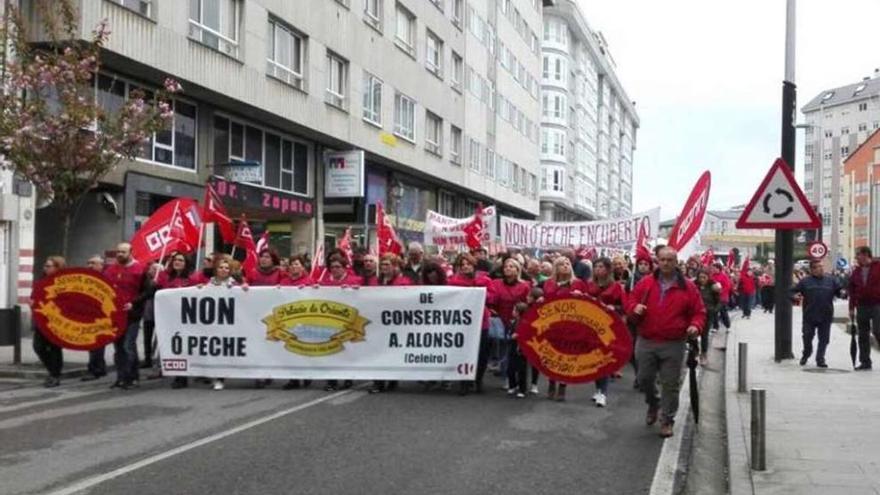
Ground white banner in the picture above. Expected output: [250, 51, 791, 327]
[423, 205, 497, 248]
[500, 208, 661, 250]
[155, 286, 485, 381]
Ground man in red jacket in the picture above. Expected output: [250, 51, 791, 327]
[627, 247, 707, 438]
[104, 242, 147, 389]
[849, 246, 880, 370]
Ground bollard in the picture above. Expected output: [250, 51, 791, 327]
[751, 388, 766, 471]
[737, 342, 748, 393]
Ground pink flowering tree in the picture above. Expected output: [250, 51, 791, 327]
[0, 0, 180, 255]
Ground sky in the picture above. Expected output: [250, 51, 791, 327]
[581, 0, 880, 221]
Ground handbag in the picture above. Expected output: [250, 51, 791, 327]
[488, 316, 506, 340]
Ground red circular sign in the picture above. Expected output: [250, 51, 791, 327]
[515, 294, 632, 384]
[31, 268, 126, 351]
[807, 241, 828, 260]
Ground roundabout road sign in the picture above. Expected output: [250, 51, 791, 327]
[807, 241, 828, 260]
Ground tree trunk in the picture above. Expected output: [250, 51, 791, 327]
[59, 209, 71, 260]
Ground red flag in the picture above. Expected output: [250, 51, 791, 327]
[234, 216, 258, 273]
[740, 256, 750, 277]
[310, 241, 326, 281]
[376, 201, 402, 256]
[726, 249, 736, 270]
[337, 227, 354, 265]
[701, 249, 715, 267]
[634, 219, 652, 263]
[462, 203, 485, 250]
[668, 171, 711, 251]
[131, 198, 201, 263]
[256, 230, 270, 254]
[204, 183, 235, 243]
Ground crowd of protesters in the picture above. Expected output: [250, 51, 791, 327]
[30, 240, 880, 437]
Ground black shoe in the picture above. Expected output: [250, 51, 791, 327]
[119, 381, 133, 390]
[458, 383, 471, 396]
[816, 362, 828, 368]
[303, 380, 312, 388]
[110, 381, 123, 389]
[800, 356, 808, 366]
[254, 379, 267, 389]
[855, 364, 873, 371]
[342, 380, 353, 389]
[171, 378, 188, 389]
[80, 374, 101, 382]
[368, 387, 384, 394]
[283, 380, 301, 390]
[324, 384, 338, 392]
[43, 377, 60, 388]
[139, 362, 153, 369]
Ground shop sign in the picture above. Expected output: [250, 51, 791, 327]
[210, 176, 314, 218]
[324, 150, 365, 198]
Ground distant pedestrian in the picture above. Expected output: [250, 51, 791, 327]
[791, 260, 841, 368]
[32, 256, 66, 388]
[81, 255, 108, 382]
[710, 263, 732, 329]
[506, 302, 530, 398]
[627, 247, 706, 438]
[738, 268, 756, 319]
[695, 270, 721, 366]
[849, 246, 880, 371]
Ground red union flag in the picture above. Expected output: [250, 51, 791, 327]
[338, 227, 354, 264]
[634, 219, 652, 262]
[310, 241, 326, 281]
[668, 171, 711, 251]
[234, 216, 258, 273]
[376, 201, 402, 256]
[131, 198, 202, 263]
[203, 183, 235, 243]
[462, 203, 486, 250]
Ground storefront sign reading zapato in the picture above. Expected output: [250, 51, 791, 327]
[516, 295, 632, 384]
[31, 268, 126, 351]
[154, 286, 485, 381]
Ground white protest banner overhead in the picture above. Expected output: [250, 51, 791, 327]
[155, 286, 485, 381]
[424, 205, 497, 248]
[499, 208, 661, 250]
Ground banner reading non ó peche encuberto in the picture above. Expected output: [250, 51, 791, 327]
[154, 286, 486, 381]
[500, 208, 661, 250]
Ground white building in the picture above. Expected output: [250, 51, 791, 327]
[802, 71, 880, 263]
[11, 0, 545, 294]
[538, 0, 637, 221]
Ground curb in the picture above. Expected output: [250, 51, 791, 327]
[0, 365, 115, 380]
[648, 348, 702, 495]
[724, 324, 754, 495]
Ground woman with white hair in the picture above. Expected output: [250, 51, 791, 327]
[488, 257, 531, 394]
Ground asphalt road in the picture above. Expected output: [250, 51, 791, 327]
[1, 368, 663, 495]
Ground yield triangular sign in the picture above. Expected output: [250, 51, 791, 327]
[736, 158, 821, 229]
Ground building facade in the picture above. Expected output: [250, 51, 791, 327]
[843, 128, 880, 255]
[658, 207, 775, 261]
[801, 71, 880, 265]
[538, 0, 637, 222]
[14, 0, 546, 286]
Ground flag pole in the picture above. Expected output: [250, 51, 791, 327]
[194, 221, 205, 272]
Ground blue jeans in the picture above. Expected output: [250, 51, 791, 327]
[114, 320, 141, 383]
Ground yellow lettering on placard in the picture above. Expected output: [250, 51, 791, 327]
[262, 300, 370, 357]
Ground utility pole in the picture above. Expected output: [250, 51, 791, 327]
[775, 0, 796, 361]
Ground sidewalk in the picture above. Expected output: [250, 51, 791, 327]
[0, 331, 146, 379]
[726, 306, 880, 495]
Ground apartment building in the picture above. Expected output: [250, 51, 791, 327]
[802, 71, 880, 264]
[843, 128, 880, 255]
[538, 0, 637, 222]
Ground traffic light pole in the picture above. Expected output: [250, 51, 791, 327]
[775, 0, 796, 361]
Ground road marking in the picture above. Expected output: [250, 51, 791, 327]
[44, 388, 357, 495]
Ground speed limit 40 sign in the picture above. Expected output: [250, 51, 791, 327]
[807, 241, 828, 260]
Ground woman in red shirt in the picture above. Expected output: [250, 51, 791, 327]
[198, 256, 248, 391]
[368, 254, 412, 394]
[278, 254, 314, 391]
[542, 256, 587, 401]
[321, 254, 360, 391]
[247, 249, 285, 286]
[156, 253, 196, 389]
[586, 257, 628, 408]
[448, 253, 495, 395]
[489, 258, 531, 395]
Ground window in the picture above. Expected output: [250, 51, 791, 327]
[451, 0, 463, 27]
[426, 30, 443, 76]
[520, 168, 527, 195]
[529, 173, 537, 199]
[450, 125, 462, 164]
[512, 164, 519, 191]
[469, 138, 481, 171]
[486, 149, 496, 179]
[824, 130, 833, 138]
[109, 0, 151, 16]
[325, 51, 348, 109]
[362, 72, 382, 125]
[552, 169, 564, 192]
[859, 102, 868, 111]
[841, 126, 850, 135]
[267, 19, 306, 89]
[363, 0, 382, 30]
[188, 0, 240, 57]
[213, 115, 310, 195]
[451, 51, 463, 90]
[97, 74, 197, 170]
[394, 92, 415, 141]
[395, 4, 416, 56]
[859, 123, 868, 132]
[841, 146, 850, 157]
[425, 111, 442, 155]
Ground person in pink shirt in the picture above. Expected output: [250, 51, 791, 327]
[710, 262, 732, 329]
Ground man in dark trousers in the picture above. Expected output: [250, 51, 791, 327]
[105, 242, 147, 389]
[627, 247, 706, 438]
[791, 260, 841, 368]
[81, 255, 108, 381]
[849, 246, 880, 370]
